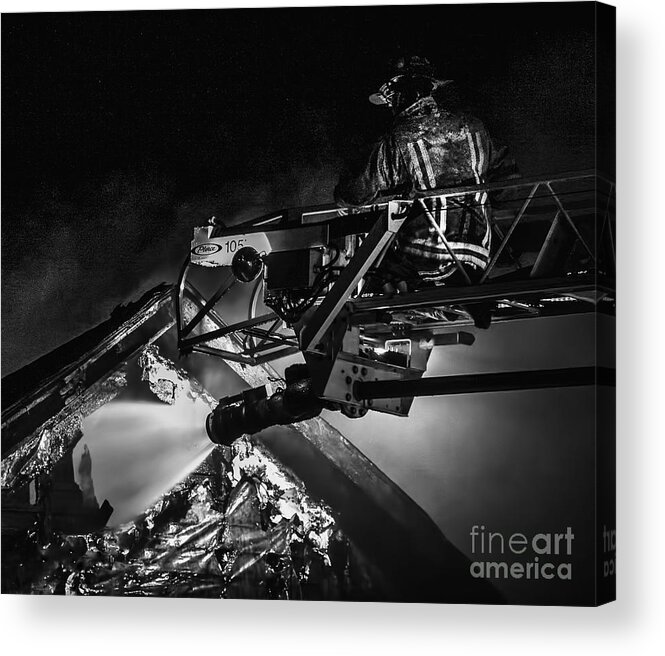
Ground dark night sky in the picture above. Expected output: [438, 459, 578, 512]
[1, 3, 601, 373]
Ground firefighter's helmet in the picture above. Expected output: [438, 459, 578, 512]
[369, 55, 452, 107]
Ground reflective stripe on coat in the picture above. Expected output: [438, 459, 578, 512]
[335, 96, 496, 281]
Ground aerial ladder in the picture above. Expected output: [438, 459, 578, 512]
[174, 170, 615, 444]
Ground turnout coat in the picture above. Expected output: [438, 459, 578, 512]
[335, 96, 501, 284]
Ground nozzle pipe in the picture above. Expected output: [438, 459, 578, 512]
[206, 378, 324, 446]
[354, 366, 615, 400]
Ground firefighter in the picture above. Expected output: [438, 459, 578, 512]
[335, 55, 512, 327]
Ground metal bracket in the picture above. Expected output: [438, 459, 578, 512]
[297, 201, 407, 353]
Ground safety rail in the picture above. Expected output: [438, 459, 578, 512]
[177, 170, 615, 365]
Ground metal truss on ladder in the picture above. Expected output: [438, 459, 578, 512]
[176, 169, 615, 366]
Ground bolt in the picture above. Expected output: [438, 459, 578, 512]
[352, 365, 359, 374]
[345, 376, 352, 385]
[361, 367, 367, 376]
[345, 393, 352, 401]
